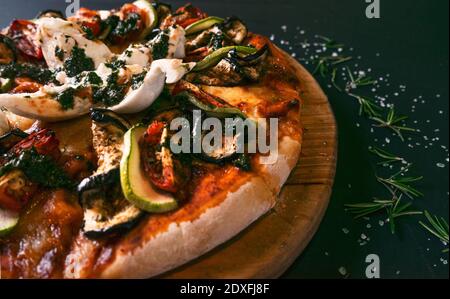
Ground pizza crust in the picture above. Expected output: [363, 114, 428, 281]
[66, 49, 304, 279]
[99, 176, 275, 278]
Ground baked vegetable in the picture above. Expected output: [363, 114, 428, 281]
[78, 168, 143, 238]
[192, 46, 257, 71]
[222, 17, 248, 45]
[120, 125, 178, 213]
[79, 109, 142, 238]
[133, 0, 158, 39]
[185, 16, 224, 35]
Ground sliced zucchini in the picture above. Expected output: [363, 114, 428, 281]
[153, 2, 172, 23]
[0, 209, 19, 237]
[133, 0, 158, 40]
[120, 125, 178, 213]
[192, 46, 257, 72]
[185, 16, 224, 36]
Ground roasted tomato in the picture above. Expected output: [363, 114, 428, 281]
[0, 169, 37, 212]
[6, 20, 43, 60]
[11, 77, 42, 94]
[11, 129, 61, 160]
[161, 4, 207, 29]
[68, 7, 102, 36]
[140, 121, 190, 195]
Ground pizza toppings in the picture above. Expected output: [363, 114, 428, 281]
[36, 10, 65, 20]
[6, 20, 43, 60]
[120, 125, 178, 213]
[78, 109, 142, 238]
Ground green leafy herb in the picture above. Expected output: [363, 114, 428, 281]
[111, 13, 141, 38]
[0, 149, 74, 189]
[345, 67, 377, 91]
[369, 146, 406, 165]
[420, 211, 449, 252]
[0, 63, 55, 84]
[56, 87, 76, 110]
[149, 30, 170, 60]
[317, 35, 345, 49]
[131, 71, 147, 90]
[313, 55, 353, 78]
[371, 106, 416, 141]
[55, 46, 65, 61]
[92, 71, 125, 106]
[346, 196, 422, 234]
[376, 165, 423, 199]
[348, 93, 382, 117]
[64, 47, 95, 77]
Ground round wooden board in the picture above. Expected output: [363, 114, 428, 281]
[162, 54, 338, 279]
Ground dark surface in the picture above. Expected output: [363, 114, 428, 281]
[1, 0, 448, 279]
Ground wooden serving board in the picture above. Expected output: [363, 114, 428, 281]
[162, 57, 338, 279]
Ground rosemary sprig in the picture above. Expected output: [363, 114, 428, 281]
[313, 55, 353, 78]
[376, 165, 423, 199]
[348, 93, 382, 117]
[371, 106, 416, 141]
[331, 67, 342, 91]
[316, 35, 345, 49]
[420, 211, 449, 253]
[369, 146, 407, 165]
[345, 196, 422, 234]
[345, 67, 377, 92]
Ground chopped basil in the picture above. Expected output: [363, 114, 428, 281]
[0, 63, 54, 84]
[111, 13, 141, 38]
[55, 46, 65, 61]
[105, 59, 126, 71]
[92, 71, 125, 106]
[0, 148, 75, 190]
[85, 72, 102, 86]
[131, 71, 147, 90]
[149, 30, 170, 60]
[56, 87, 76, 110]
[64, 47, 95, 77]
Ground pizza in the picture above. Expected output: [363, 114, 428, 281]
[0, 1, 303, 278]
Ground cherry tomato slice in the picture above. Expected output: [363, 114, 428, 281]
[7, 20, 43, 60]
[68, 8, 102, 36]
[11, 129, 61, 160]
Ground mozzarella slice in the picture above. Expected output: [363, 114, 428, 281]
[0, 91, 91, 122]
[110, 66, 165, 114]
[119, 45, 152, 66]
[152, 59, 196, 84]
[167, 26, 187, 59]
[37, 17, 113, 70]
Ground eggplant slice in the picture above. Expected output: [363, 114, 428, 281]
[79, 109, 142, 238]
[186, 45, 268, 86]
[222, 17, 248, 45]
